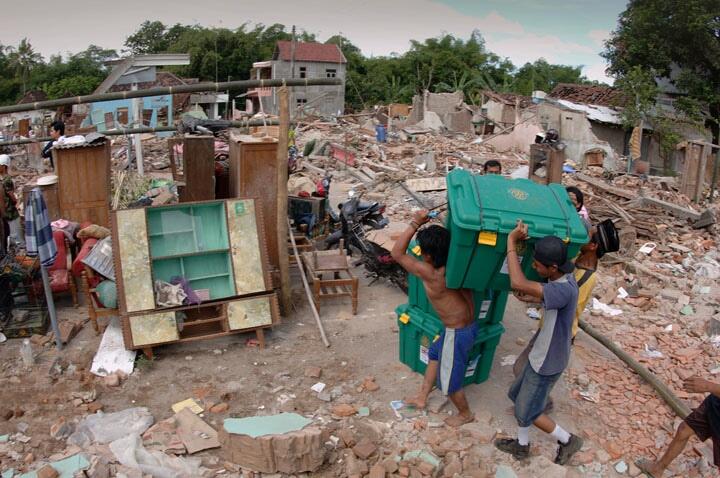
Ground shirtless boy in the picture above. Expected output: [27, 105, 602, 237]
[391, 209, 476, 427]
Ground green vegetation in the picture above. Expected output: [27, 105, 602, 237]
[0, 22, 594, 109]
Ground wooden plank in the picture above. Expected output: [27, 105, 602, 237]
[182, 135, 215, 202]
[114, 208, 154, 313]
[575, 173, 636, 200]
[405, 177, 447, 192]
[175, 407, 220, 454]
[54, 141, 110, 226]
[226, 199, 271, 295]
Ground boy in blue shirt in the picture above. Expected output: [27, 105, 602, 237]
[495, 220, 583, 464]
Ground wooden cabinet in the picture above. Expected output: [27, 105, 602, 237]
[181, 135, 216, 203]
[112, 198, 277, 354]
[529, 144, 564, 185]
[229, 133, 279, 272]
[53, 140, 111, 226]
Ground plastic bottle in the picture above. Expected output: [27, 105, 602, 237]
[20, 339, 34, 367]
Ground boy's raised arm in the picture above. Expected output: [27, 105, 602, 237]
[391, 209, 431, 278]
[507, 220, 544, 300]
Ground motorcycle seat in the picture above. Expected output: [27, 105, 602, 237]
[357, 201, 379, 211]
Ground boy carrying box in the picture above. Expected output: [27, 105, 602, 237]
[391, 210, 476, 427]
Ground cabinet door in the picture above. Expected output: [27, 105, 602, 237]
[129, 312, 178, 346]
[228, 295, 275, 330]
[225, 199, 268, 295]
[115, 208, 154, 313]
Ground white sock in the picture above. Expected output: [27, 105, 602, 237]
[550, 425, 571, 444]
[517, 426, 531, 446]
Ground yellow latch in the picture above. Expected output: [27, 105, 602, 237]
[433, 335, 440, 342]
[411, 245, 422, 256]
[478, 231, 498, 246]
[399, 313, 410, 324]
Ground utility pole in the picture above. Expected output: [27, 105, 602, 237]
[276, 87, 291, 315]
[290, 26, 296, 79]
[131, 83, 144, 176]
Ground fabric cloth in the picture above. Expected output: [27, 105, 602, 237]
[684, 394, 720, 466]
[2, 176, 19, 221]
[72, 238, 98, 278]
[154, 280, 187, 308]
[428, 322, 478, 395]
[509, 360, 562, 427]
[529, 273, 578, 376]
[24, 188, 57, 268]
[51, 219, 80, 245]
[578, 205, 590, 222]
[538, 267, 596, 338]
[170, 276, 201, 305]
[7, 217, 24, 248]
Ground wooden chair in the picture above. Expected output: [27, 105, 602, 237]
[302, 248, 359, 315]
[81, 265, 118, 334]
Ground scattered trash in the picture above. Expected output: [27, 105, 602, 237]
[617, 287, 629, 299]
[501, 355, 518, 367]
[664, 324, 673, 332]
[592, 298, 623, 316]
[638, 242, 657, 254]
[311, 382, 326, 393]
[680, 305, 694, 316]
[615, 460, 628, 473]
[90, 317, 136, 377]
[640, 344, 664, 359]
[526, 308, 541, 319]
[171, 399, 203, 415]
[68, 407, 154, 447]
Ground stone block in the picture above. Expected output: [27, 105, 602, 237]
[220, 425, 326, 474]
[36, 466, 59, 478]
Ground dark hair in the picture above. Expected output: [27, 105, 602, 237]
[565, 186, 584, 209]
[416, 225, 450, 268]
[51, 120, 65, 136]
[483, 160, 502, 173]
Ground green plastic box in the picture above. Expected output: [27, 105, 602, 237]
[406, 241, 509, 325]
[445, 169, 588, 291]
[396, 303, 504, 386]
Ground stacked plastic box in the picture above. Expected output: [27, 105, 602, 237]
[397, 169, 588, 385]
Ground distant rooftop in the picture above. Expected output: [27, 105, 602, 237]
[482, 90, 532, 109]
[549, 83, 626, 108]
[273, 41, 347, 64]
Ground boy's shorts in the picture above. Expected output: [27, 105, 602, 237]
[684, 395, 720, 467]
[508, 361, 562, 427]
[428, 322, 478, 395]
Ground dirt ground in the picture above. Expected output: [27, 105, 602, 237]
[0, 175, 713, 477]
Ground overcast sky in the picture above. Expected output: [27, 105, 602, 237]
[2, 0, 625, 84]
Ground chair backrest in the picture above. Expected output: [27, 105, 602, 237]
[49, 230, 67, 272]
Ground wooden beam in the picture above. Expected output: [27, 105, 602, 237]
[276, 87, 291, 315]
[574, 173, 636, 200]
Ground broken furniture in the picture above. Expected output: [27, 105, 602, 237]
[81, 265, 118, 335]
[229, 133, 280, 274]
[181, 135, 216, 202]
[33, 230, 78, 307]
[301, 249, 358, 315]
[288, 233, 314, 268]
[53, 138, 111, 227]
[112, 198, 278, 357]
[529, 143, 564, 185]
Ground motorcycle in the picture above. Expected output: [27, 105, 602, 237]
[323, 190, 408, 293]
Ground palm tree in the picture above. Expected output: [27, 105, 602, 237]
[7, 38, 43, 94]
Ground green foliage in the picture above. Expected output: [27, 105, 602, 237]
[0, 22, 605, 111]
[604, 0, 720, 129]
[614, 66, 658, 128]
[513, 59, 589, 97]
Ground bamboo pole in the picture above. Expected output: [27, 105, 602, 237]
[0, 78, 343, 115]
[276, 86, 291, 315]
[288, 220, 330, 347]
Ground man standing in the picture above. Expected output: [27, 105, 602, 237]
[495, 220, 583, 464]
[42, 120, 65, 169]
[0, 154, 23, 249]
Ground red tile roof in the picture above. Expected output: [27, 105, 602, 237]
[274, 41, 346, 64]
[17, 90, 48, 104]
[549, 83, 627, 107]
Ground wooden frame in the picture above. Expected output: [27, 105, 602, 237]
[302, 249, 358, 315]
[81, 266, 118, 335]
[112, 198, 277, 356]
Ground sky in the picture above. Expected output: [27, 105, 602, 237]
[2, 0, 627, 84]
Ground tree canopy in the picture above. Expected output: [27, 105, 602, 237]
[0, 23, 594, 109]
[603, 0, 720, 136]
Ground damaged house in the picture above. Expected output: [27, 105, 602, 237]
[405, 91, 475, 134]
[481, 91, 533, 129]
[540, 83, 710, 173]
[81, 54, 193, 135]
[248, 41, 347, 118]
